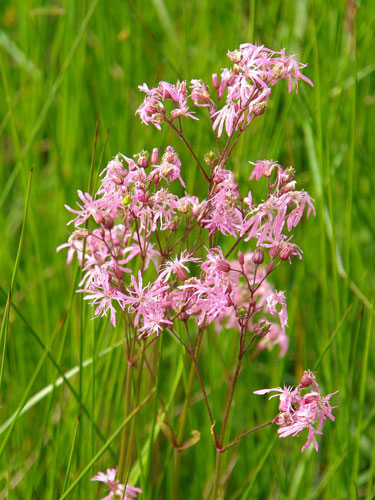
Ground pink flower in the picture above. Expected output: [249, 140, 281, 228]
[91, 466, 142, 500]
[266, 291, 288, 331]
[64, 190, 109, 227]
[123, 272, 170, 336]
[254, 377, 338, 452]
[159, 250, 200, 281]
[77, 268, 127, 327]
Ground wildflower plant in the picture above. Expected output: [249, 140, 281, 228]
[59, 43, 337, 498]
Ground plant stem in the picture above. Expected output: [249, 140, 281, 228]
[218, 420, 274, 452]
[211, 331, 245, 499]
[172, 329, 204, 497]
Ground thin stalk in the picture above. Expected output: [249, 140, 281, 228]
[172, 329, 204, 497]
[218, 420, 274, 453]
[118, 327, 137, 481]
[211, 329, 246, 499]
[166, 119, 210, 182]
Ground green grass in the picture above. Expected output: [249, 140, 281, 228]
[1, 1, 374, 499]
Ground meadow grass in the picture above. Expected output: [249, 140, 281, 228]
[0, 1, 374, 499]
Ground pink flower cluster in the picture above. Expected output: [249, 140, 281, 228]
[91, 467, 142, 500]
[58, 148, 312, 345]
[136, 43, 313, 138]
[254, 371, 338, 452]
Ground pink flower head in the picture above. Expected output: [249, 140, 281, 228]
[266, 291, 288, 331]
[77, 267, 127, 327]
[159, 250, 201, 281]
[255, 377, 338, 452]
[91, 466, 142, 500]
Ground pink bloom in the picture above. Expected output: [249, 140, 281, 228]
[64, 190, 109, 227]
[249, 160, 281, 181]
[190, 79, 213, 108]
[159, 250, 200, 281]
[255, 377, 338, 452]
[124, 272, 170, 336]
[91, 466, 142, 500]
[266, 291, 288, 331]
[77, 268, 127, 327]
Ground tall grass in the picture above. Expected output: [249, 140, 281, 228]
[0, 1, 374, 498]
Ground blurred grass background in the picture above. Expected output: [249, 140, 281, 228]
[0, 0, 374, 498]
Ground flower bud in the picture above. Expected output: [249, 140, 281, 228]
[252, 249, 264, 265]
[135, 150, 149, 168]
[171, 109, 183, 120]
[254, 320, 271, 337]
[175, 265, 188, 281]
[253, 101, 267, 117]
[143, 191, 150, 203]
[122, 194, 132, 207]
[204, 150, 218, 167]
[236, 306, 248, 319]
[151, 148, 159, 165]
[180, 310, 189, 322]
[168, 219, 179, 232]
[267, 261, 274, 274]
[212, 73, 219, 89]
[153, 173, 160, 185]
[300, 370, 317, 389]
[217, 260, 230, 273]
[238, 251, 244, 266]
[113, 264, 123, 280]
[279, 243, 296, 261]
[269, 245, 279, 259]
[103, 215, 114, 230]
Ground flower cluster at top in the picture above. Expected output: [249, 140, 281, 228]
[136, 43, 313, 137]
[254, 370, 338, 452]
[91, 467, 142, 500]
[58, 43, 315, 360]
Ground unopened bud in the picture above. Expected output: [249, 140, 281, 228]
[217, 261, 230, 273]
[204, 150, 218, 167]
[269, 245, 279, 259]
[143, 191, 150, 203]
[300, 370, 317, 389]
[279, 166, 295, 185]
[267, 261, 274, 274]
[236, 306, 248, 319]
[103, 215, 114, 230]
[135, 150, 149, 168]
[212, 73, 219, 89]
[238, 251, 244, 266]
[175, 265, 188, 281]
[169, 219, 179, 232]
[279, 243, 296, 261]
[253, 102, 267, 117]
[180, 310, 189, 322]
[153, 173, 160, 185]
[254, 320, 271, 337]
[122, 194, 131, 206]
[252, 249, 264, 265]
[113, 265, 123, 280]
[151, 148, 159, 165]
[171, 109, 183, 120]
